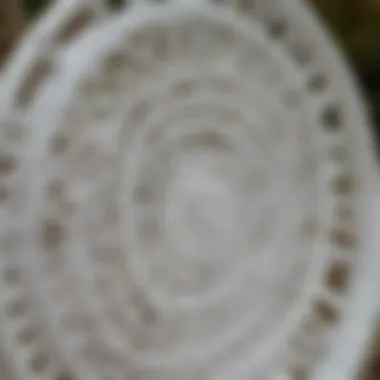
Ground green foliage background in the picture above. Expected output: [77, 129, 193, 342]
[22, 0, 48, 17]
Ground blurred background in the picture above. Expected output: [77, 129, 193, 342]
[0, 0, 379, 379]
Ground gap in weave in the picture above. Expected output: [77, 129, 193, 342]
[235, 0, 256, 13]
[322, 104, 343, 131]
[134, 182, 155, 204]
[55, 7, 95, 45]
[332, 173, 355, 195]
[6, 297, 29, 318]
[40, 217, 66, 252]
[3, 267, 21, 285]
[0, 186, 10, 202]
[15, 57, 54, 108]
[0, 151, 17, 175]
[329, 229, 357, 250]
[49, 133, 70, 156]
[290, 365, 308, 380]
[307, 73, 328, 93]
[17, 325, 38, 345]
[46, 179, 66, 200]
[267, 18, 288, 39]
[313, 298, 339, 325]
[324, 260, 350, 293]
[29, 352, 49, 373]
[103, 51, 130, 74]
[107, 0, 127, 10]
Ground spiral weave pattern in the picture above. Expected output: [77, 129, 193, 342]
[0, 1, 378, 380]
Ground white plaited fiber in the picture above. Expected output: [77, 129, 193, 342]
[0, 0, 379, 380]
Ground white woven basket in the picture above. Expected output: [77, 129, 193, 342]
[0, 0, 379, 380]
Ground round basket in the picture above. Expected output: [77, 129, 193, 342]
[0, 1, 379, 379]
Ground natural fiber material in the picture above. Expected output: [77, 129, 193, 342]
[0, 1, 379, 380]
